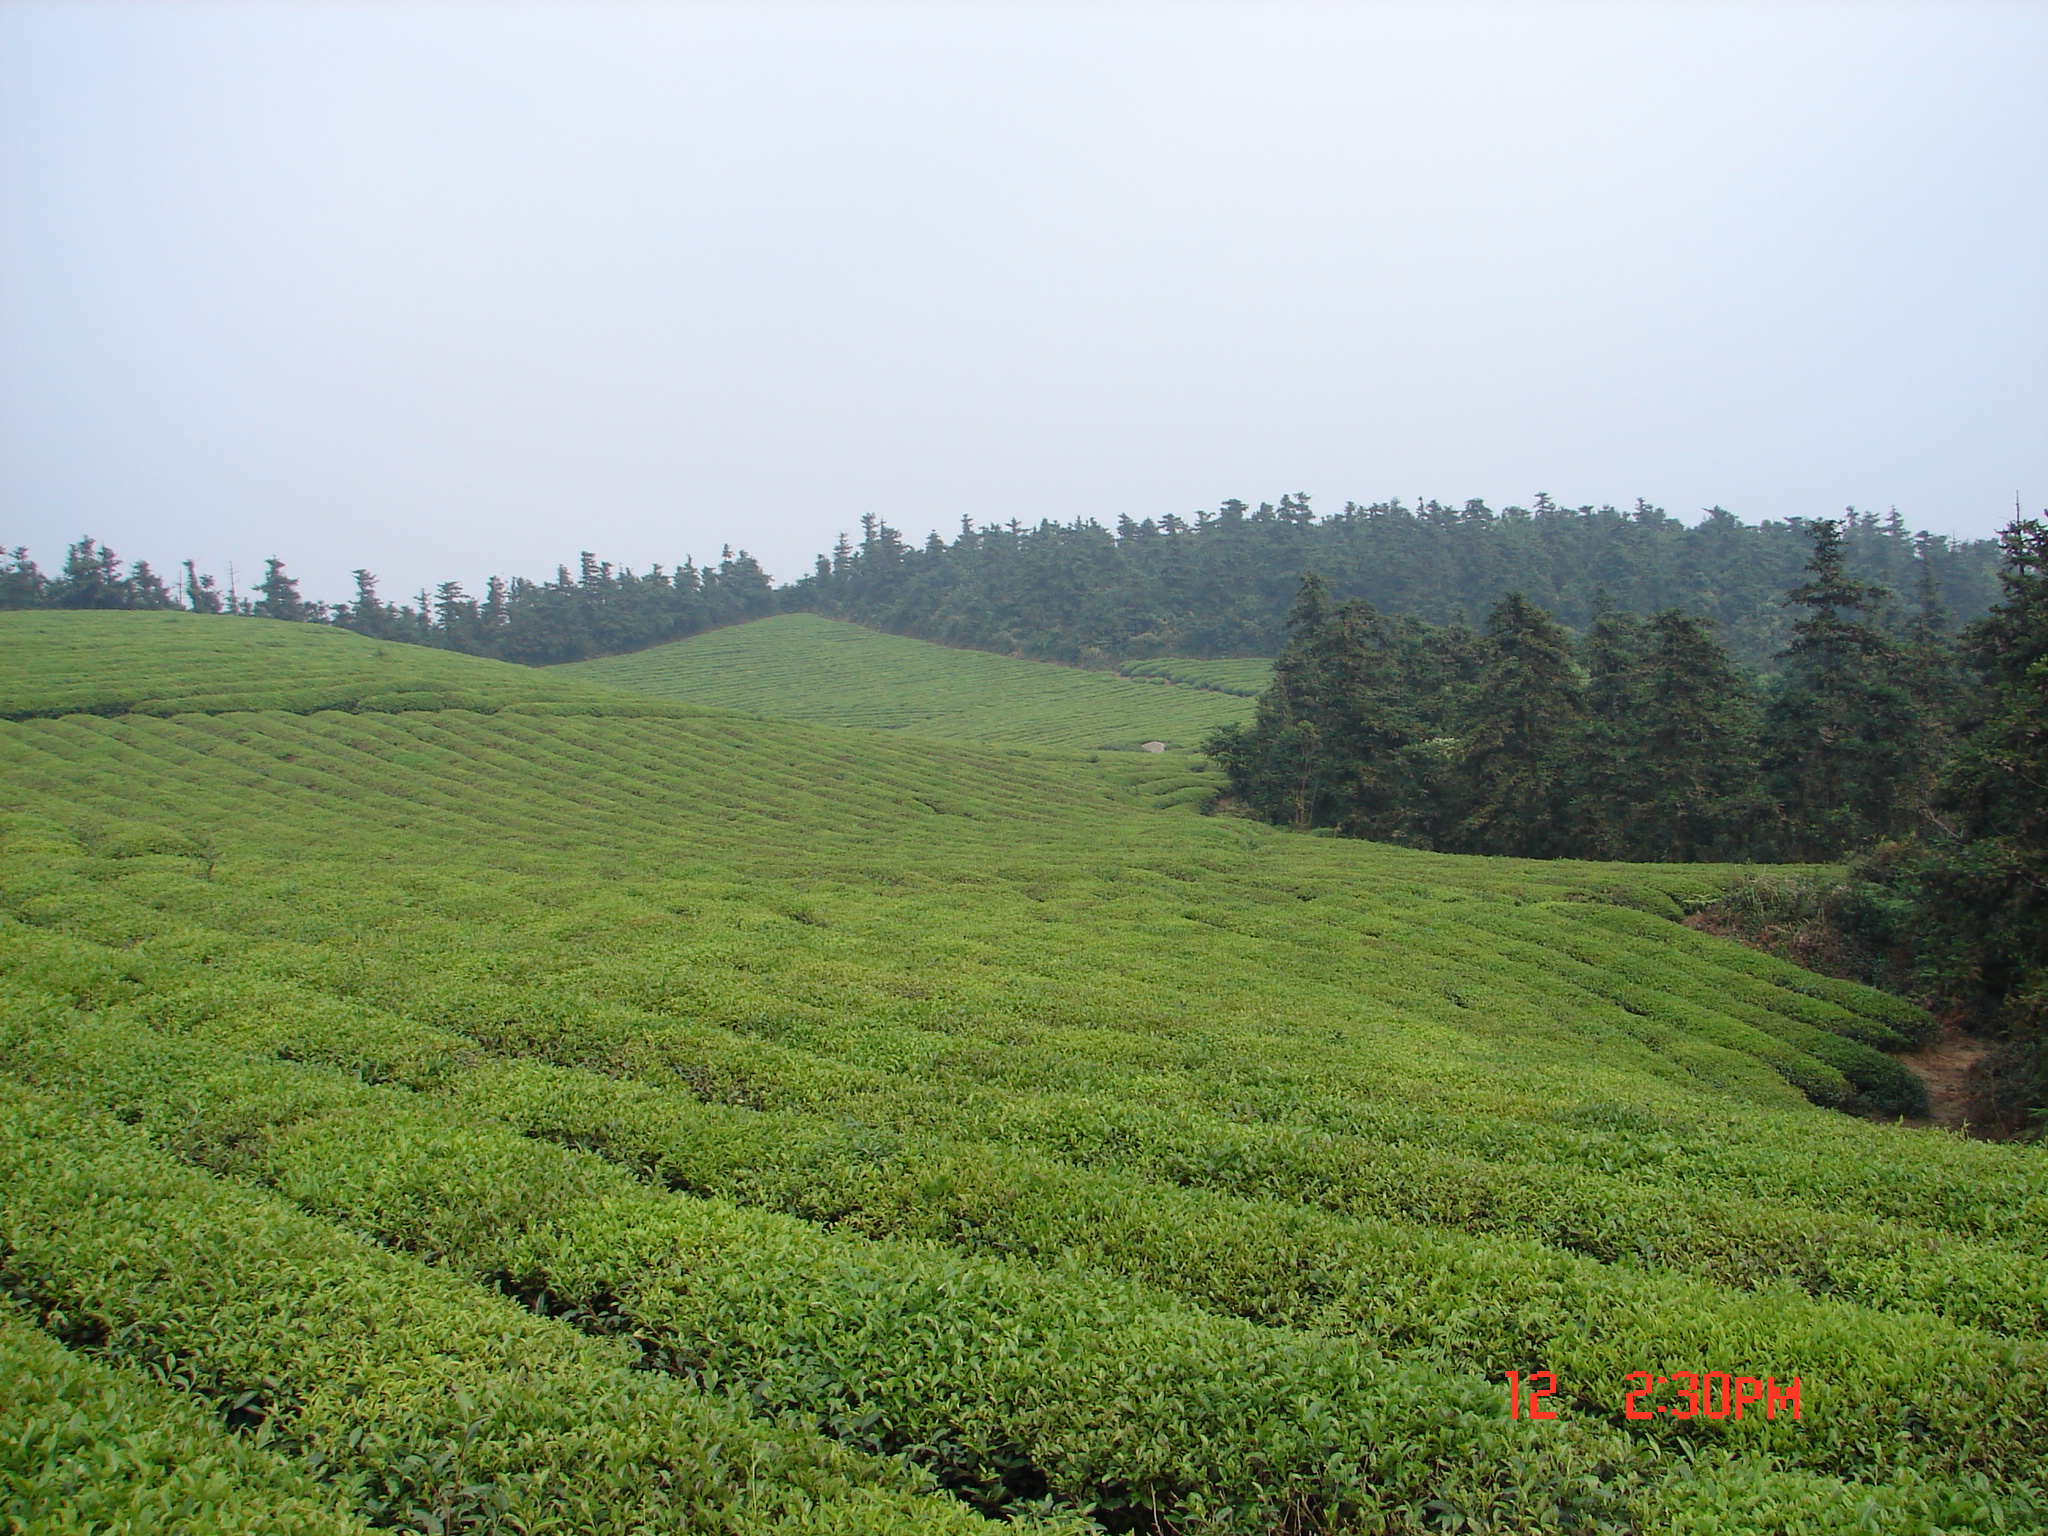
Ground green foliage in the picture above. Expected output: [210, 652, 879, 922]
[1, 609, 2043, 1529]
[1760, 519, 1934, 858]
[797, 498, 2004, 670]
[334, 548, 779, 665]
[0, 537, 184, 614]
[0, 1305, 369, 1535]
[1118, 658, 1274, 696]
[1211, 521, 1961, 866]
[0, 610, 710, 721]
[557, 613, 1250, 747]
[0, 1085, 1010, 1536]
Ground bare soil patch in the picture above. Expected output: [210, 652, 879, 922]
[1892, 1022, 1992, 1132]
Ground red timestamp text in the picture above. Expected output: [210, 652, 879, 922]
[1623, 1371, 1799, 1421]
[1502, 1370, 1801, 1421]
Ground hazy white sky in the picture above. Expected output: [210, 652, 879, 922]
[3, 0, 2043, 601]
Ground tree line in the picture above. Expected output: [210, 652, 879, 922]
[797, 497, 2004, 670]
[2, 495, 2008, 671]
[1210, 517, 2047, 1128]
[1206, 519, 1950, 862]
[0, 540, 777, 664]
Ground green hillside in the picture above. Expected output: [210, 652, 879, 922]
[554, 612, 1252, 746]
[0, 608, 707, 720]
[3, 612, 2045, 1533]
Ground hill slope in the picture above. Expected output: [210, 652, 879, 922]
[554, 612, 1252, 746]
[3, 612, 2045, 1533]
[0, 608, 707, 720]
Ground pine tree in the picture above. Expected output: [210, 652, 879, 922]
[253, 557, 318, 621]
[1634, 612, 1762, 861]
[52, 537, 130, 608]
[1568, 607, 1651, 858]
[1912, 518, 2048, 1124]
[183, 560, 225, 614]
[0, 548, 46, 608]
[1207, 574, 1340, 828]
[1453, 592, 1584, 857]
[1760, 519, 1920, 858]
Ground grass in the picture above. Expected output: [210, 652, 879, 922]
[554, 612, 1254, 746]
[1, 610, 2045, 1533]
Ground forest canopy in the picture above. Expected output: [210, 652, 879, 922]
[3, 496, 2006, 669]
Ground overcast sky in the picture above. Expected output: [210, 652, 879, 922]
[3, 0, 2043, 602]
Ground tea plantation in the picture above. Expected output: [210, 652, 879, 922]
[554, 612, 1253, 747]
[3, 611, 2044, 1534]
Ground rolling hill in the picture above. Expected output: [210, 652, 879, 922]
[0, 608, 712, 721]
[2, 611, 2044, 1534]
[552, 612, 1255, 746]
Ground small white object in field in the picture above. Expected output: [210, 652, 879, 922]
[1140, 740, 1167, 753]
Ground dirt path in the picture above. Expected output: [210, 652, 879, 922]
[1893, 1024, 1990, 1131]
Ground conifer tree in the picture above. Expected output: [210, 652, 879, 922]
[1635, 611, 1762, 861]
[1207, 574, 1340, 828]
[1569, 607, 1651, 858]
[1913, 518, 2048, 1123]
[0, 548, 45, 608]
[52, 537, 130, 608]
[1453, 593, 1585, 857]
[1760, 519, 1921, 857]
[183, 560, 225, 613]
[253, 557, 318, 621]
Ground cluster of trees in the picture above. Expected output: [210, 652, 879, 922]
[0, 538, 776, 665]
[1212, 517, 2048, 1127]
[328, 549, 776, 665]
[4, 498, 2007, 673]
[797, 498, 2005, 669]
[0, 538, 311, 619]
[1207, 519, 1951, 862]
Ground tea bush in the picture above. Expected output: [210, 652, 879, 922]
[1118, 657, 1274, 696]
[0, 1305, 370, 1535]
[555, 613, 1250, 746]
[4, 610, 2046, 1530]
[0, 1083, 1027, 1536]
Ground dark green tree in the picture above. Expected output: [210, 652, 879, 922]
[0, 548, 45, 608]
[253, 557, 319, 621]
[1633, 611, 1763, 861]
[183, 560, 225, 614]
[51, 537, 131, 608]
[1568, 607, 1651, 859]
[1912, 518, 2048, 1126]
[1452, 592, 1585, 858]
[1760, 519, 1922, 858]
[1206, 575, 1344, 828]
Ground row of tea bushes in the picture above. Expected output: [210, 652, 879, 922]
[554, 613, 1252, 747]
[13, 995, 2048, 1531]
[0, 610, 710, 721]
[456, 1055, 2048, 1347]
[5, 1016, 1647, 1533]
[1117, 657, 1274, 696]
[5, 909, 2042, 1338]
[11, 986, 2048, 1491]
[0, 1306, 369, 1536]
[0, 1081, 1015, 1536]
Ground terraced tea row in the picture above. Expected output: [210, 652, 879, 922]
[4, 613, 2045, 1531]
[0, 609, 702, 720]
[1119, 656, 1274, 695]
[555, 612, 1253, 746]
[6, 914, 2045, 1531]
[0, 1083, 1000, 1536]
